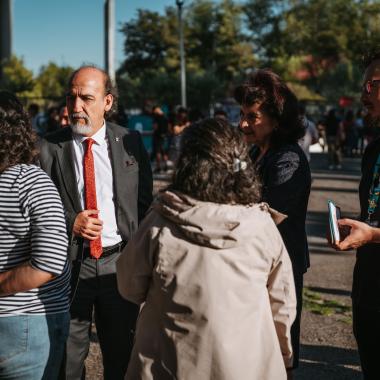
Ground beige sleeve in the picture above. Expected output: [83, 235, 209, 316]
[116, 211, 159, 305]
[267, 228, 297, 369]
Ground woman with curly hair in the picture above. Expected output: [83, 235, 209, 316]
[0, 91, 70, 379]
[117, 118, 296, 379]
[235, 69, 311, 375]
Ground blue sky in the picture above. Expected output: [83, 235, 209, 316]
[13, 0, 182, 74]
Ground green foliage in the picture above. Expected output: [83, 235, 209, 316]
[303, 288, 352, 322]
[36, 62, 73, 100]
[118, 0, 255, 109]
[243, 0, 380, 101]
[1, 56, 35, 96]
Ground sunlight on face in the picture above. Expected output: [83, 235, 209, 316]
[239, 103, 276, 147]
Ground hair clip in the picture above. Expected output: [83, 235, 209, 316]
[233, 158, 247, 173]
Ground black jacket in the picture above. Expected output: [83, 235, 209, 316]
[251, 143, 311, 274]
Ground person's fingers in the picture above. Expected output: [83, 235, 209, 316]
[81, 233, 101, 241]
[338, 218, 357, 228]
[87, 224, 103, 232]
[88, 217, 103, 226]
[81, 229, 102, 238]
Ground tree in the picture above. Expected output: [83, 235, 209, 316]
[1, 56, 35, 96]
[118, 0, 256, 109]
[243, 0, 380, 101]
[36, 62, 73, 100]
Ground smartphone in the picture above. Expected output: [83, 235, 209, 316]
[328, 200, 341, 244]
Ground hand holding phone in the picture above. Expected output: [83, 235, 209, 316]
[328, 200, 341, 244]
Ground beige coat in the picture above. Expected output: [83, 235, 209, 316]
[117, 191, 296, 380]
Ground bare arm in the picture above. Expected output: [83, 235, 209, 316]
[0, 263, 54, 297]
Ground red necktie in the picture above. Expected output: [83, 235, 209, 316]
[83, 138, 102, 259]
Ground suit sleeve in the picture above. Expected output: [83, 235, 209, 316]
[38, 139, 77, 243]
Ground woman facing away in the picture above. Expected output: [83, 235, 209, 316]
[234, 69, 312, 374]
[117, 118, 296, 380]
[0, 92, 70, 380]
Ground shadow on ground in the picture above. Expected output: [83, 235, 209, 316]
[298, 344, 361, 379]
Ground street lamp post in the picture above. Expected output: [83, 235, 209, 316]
[104, 0, 115, 83]
[0, 0, 12, 86]
[176, 0, 186, 107]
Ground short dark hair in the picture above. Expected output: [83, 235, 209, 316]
[362, 46, 380, 69]
[67, 65, 118, 119]
[171, 118, 261, 205]
[0, 91, 38, 173]
[234, 69, 305, 146]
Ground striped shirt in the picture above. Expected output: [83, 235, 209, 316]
[0, 164, 70, 316]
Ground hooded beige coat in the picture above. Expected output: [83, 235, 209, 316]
[117, 191, 296, 380]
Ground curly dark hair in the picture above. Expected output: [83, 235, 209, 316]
[0, 91, 38, 173]
[171, 118, 261, 205]
[234, 69, 305, 147]
[67, 64, 118, 119]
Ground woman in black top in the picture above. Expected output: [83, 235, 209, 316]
[235, 69, 311, 373]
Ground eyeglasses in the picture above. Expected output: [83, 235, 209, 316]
[239, 111, 261, 125]
[362, 79, 380, 95]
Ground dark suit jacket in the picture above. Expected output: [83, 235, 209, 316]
[39, 122, 153, 262]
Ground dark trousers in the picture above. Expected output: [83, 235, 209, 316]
[291, 272, 303, 369]
[353, 305, 380, 379]
[62, 254, 139, 380]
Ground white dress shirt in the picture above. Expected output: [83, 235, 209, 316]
[72, 122, 121, 247]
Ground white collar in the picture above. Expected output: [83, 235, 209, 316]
[73, 121, 106, 147]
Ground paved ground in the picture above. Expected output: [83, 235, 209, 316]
[86, 152, 364, 379]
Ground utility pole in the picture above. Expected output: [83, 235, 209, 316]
[176, 0, 186, 107]
[104, 0, 115, 83]
[0, 0, 12, 86]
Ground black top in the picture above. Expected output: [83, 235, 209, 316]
[152, 114, 169, 138]
[353, 137, 380, 308]
[251, 143, 311, 274]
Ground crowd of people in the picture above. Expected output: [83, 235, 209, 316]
[0, 47, 380, 380]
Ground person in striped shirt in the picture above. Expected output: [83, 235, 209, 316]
[0, 91, 70, 380]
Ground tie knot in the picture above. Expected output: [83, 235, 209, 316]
[84, 138, 95, 151]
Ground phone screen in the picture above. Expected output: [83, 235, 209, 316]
[328, 201, 341, 244]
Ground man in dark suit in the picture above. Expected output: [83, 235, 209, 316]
[39, 65, 153, 380]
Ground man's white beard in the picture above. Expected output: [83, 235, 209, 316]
[70, 113, 93, 135]
[71, 123, 93, 136]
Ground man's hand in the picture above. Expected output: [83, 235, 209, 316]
[73, 210, 103, 240]
[333, 218, 374, 250]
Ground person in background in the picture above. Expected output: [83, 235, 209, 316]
[117, 118, 296, 380]
[168, 106, 190, 165]
[59, 105, 70, 127]
[324, 109, 344, 170]
[298, 103, 319, 162]
[333, 47, 380, 379]
[28, 103, 45, 136]
[45, 106, 60, 134]
[39, 65, 153, 380]
[0, 91, 70, 379]
[342, 109, 358, 157]
[214, 108, 228, 121]
[151, 106, 169, 173]
[235, 69, 311, 377]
